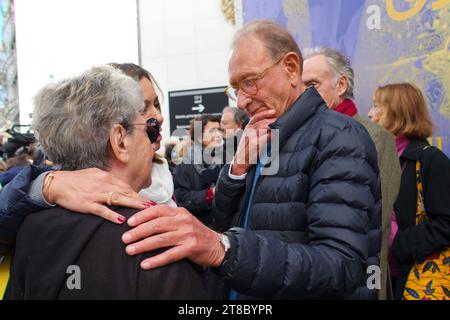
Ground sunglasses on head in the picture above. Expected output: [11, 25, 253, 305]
[126, 117, 160, 143]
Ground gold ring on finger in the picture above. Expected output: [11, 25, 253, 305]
[107, 191, 114, 206]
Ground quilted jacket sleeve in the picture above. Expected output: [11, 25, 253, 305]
[212, 164, 246, 232]
[0, 165, 51, 247]
[218, 123, 381, 299]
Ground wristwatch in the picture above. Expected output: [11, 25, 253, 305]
[219, 233, 230, 253]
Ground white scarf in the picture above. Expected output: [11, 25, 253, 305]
[139, 158, 177, 207]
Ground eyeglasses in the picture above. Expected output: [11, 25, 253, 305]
[224, 54, 284, 101]
[126, 117, 160, 143]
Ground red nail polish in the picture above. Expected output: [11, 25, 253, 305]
[118, 216, 126, 223]
[143, 201, 157, 207]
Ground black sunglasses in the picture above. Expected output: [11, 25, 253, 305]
[126, 118, 160, 143]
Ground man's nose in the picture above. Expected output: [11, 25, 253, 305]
[237, 90, 251, 111]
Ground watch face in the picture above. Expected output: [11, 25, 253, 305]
[220, 234, 230, 251]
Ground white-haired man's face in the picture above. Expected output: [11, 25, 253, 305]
[302, 54, 346, 109]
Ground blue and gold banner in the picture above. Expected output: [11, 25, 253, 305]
[242, 0, 450, 155]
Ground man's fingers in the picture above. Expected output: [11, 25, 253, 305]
[122, 216, 176, 244]
[249, 109, 276, 124]
[125, 230, 179, 256]
[89, 203, 126, 224]
[140, 246, 188, 270]
[243, 118, 276, 137]
[127, 205, 177, 227]
[233, 129, 271, 166]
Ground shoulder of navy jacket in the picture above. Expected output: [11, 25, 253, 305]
[27, 165, 44, 179]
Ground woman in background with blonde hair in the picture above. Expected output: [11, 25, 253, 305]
[369, 83, 450, 300]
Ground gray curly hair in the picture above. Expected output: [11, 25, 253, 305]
[32, 65, 146, 170]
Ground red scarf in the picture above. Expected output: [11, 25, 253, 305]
[334, 99, 358, 117]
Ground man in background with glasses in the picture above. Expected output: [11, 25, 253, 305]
[121, 20, 382, 300]
[220, 106, 249, 163]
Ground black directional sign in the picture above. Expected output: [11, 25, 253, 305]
[168, 86, 228, 136]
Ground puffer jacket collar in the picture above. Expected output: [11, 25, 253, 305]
[270, 87, 326, 147]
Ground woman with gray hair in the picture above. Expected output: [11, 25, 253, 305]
[4, 65, 207, 299]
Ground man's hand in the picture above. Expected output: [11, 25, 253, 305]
[122, 205, 225, 270]
[231, 109, 276, 175]
[47, 168, 149, 224]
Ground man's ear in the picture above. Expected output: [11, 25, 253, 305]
[283, 52, 301, 87]
[109, 124, 130, 164]
[337, 75, 348, 98]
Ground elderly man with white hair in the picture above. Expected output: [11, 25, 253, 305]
[302, 47, 401, 299]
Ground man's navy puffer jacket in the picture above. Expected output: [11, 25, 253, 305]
[213, 87, 381, 299]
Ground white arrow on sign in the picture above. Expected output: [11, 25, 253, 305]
[192, 104, 205, 112]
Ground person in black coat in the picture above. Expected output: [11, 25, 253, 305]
[5, 65, 208, 299]
[173, 114, 224, 227]
[370, 83, 450, 299]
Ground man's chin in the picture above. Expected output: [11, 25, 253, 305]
[251, 107, 272, 118]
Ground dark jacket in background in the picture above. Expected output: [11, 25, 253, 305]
[392, 139, 450, 299]
[174, 146, 222, 227]
[213, 87, 381, 299]
[0, 166, 27, 187]
[0, 165, 51, 251]
[5, 206, 208, 299]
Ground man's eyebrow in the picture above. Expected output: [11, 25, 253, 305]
[303, 77, 319, 84]
[240, 71, 259, 79]
[230, 71, 259, 86]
